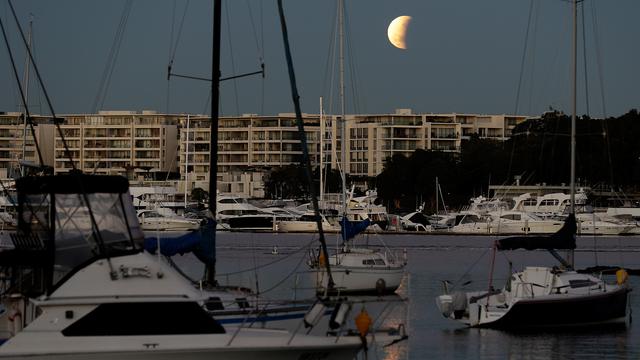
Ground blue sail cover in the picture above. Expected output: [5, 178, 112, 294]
[144, 218, 216, 264]
[340, 217, 371, 241]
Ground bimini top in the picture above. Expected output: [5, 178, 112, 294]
[496, 213, 577, 251]
[8, 174, 144, 295]
[16, 173, 130, 195]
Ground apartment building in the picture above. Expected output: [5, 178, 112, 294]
[0, 109, 527, 197]
[179, 114, 320, 194]
[50, 111, 179, 178]
[0, 112, 45, 178]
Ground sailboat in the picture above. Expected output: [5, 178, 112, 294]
[435, 0, 631, 329]
[308, 0, 406, 295]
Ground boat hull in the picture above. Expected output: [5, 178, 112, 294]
[275, 221, 337, 233]
[226, 216, 274, 231]
[313, 267, 405, 295]
[477, 286, 630, 329]
[0, 336, 361, 360]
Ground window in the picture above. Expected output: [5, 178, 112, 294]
[62, 302, 225, 336]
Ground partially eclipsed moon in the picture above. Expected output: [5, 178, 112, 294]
[387, 16, 412, 50]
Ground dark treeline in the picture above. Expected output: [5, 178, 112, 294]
[263, 110, 640, 211]
[376, 109, 640, 213]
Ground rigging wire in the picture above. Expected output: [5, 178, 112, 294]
[0, 14, 44, 168]
[223, 2, 240, 116]
[243, 0, 266, 115]
[218, 237, 317, 277]
[343, 2, 363, 114]
[321, 1, 338, 116]
[166, 0, 190, 113]
[6, 0, 117, 281]
[513, 0, 534, 115]
[91, 0, 133, 113]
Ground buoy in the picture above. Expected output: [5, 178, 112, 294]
[318, 251, 326, 267]
[355, 307, 372, 337]
[616, 268, 629, 285]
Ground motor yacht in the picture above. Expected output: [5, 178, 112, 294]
[137, 209, 202, 232]
[0, 174, 363, 359]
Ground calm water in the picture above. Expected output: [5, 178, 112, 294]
[171, 232, 640, 359]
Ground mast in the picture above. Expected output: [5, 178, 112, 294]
[205, 0, 222, 285]
[320, 97, 324, 201]
[21, 15, 33, 176]
[435, 176, 438, 216]
[338, 0, 347, 221]
[184, 114, 190, 209]
[568, 0, 577, 267]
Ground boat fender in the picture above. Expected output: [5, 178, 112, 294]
[436, 294, 453, 317]
[616, 268, 629, 285]
[318, 252, 326, 267]
[304, 301, 326, 328]
[376, 278, 386, 295]
[8, 307, 22, 336]
[355, 307, 372, 337]
[329, 300, 351, 330]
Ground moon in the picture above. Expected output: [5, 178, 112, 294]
[387, 16, 412, 50]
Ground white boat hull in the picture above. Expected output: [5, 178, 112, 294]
[0, 331, 361, 359]
[276, 220, 337, 233]
[313, 266, 404, 294]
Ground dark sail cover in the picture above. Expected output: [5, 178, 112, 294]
[340, 217, 371, 241]
[496, 213, 577, 251]
[144, 218, 216, 265]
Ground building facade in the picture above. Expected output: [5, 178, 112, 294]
[50, 111, 179, 179]
[0, 109, 527, 197]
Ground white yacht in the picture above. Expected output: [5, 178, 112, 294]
[449, 212, 491, 234]
[488, 210, 564, 235]
[137, 209, 202, 232]
[276, 212, 339, 233]
[575, 212, 634, 236]
[216, 194, 280, 231]
[0, 174, 362, 359]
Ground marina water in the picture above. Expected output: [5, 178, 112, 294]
[170, 232, 640, 359]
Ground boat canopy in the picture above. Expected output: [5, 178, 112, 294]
[496, 214, 576, 251]
[10, 174, 144, 294]
[144, 218, 216, 265]
[340, 217, 370, 241]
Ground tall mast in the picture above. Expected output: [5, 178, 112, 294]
[205, 0, 222, 285]
[567, 0, 577, 267]
[320, 97, 324, 201]
[339, 0, 347, 219]
[570, 0, 577, 214]
[21, 15, 33, 176]
[184, 114, 190, 209]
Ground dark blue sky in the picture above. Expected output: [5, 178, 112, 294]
[1, 0, 638, 118]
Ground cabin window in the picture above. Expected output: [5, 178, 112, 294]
[363, 259, 375, 265]
[219, 198, 237, 204]
[374, 259, 386, 265]
[62, 302, 225, 336]
[204, 297, 224, 311]
[236, 298, 250, 309]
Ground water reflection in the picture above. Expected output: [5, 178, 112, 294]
[167, 232, 640, 359]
